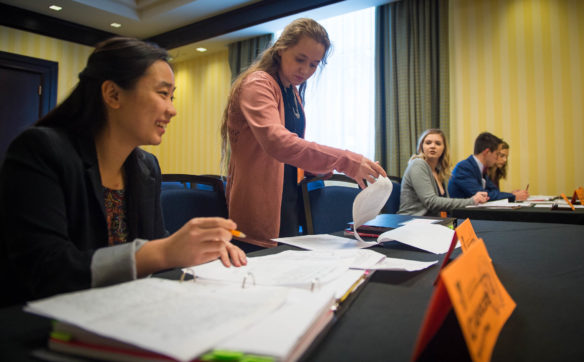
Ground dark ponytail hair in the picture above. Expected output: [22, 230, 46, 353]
[36, 37, 170, 137]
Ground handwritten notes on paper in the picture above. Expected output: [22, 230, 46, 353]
[441, 239, 516, 362]
[25, 279, 288, 362]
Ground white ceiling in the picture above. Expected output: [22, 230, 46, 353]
[0, 0, 392, 61]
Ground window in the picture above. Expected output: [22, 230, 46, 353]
[299, 7, 376, 160]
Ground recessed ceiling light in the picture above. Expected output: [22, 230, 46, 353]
[110, 22, 122, 28]
[49, 5, 62, 11]
[196, 48, 207, 52]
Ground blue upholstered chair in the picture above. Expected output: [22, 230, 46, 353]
[160, 174, 228, 234]
[380, 177, 402, 214]
[300, 174, 362, 235]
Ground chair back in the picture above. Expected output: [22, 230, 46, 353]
[300, 174, 361, 234]
[161, 174, 228, 234]
[381, 179, 401, 214]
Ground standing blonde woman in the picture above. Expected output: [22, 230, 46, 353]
[398, 129, 488, 216]
[221, 18, 386, 240]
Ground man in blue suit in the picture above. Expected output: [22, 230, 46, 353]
[448, 132, 528, 202]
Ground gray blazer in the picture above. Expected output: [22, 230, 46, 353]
[398, 158, 474, 216]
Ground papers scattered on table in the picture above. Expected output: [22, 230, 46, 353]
[466, 198, 529, 208]
[526, 195, 556, 201]
[377, 223, 457, 254]
[277, 224, 455, 255]
[398, 218, 440, 226]
[355, 257, 438, 272]
[274, 234, 376, 250]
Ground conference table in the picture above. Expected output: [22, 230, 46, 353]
[1, 219, 583, 361]
[452, 205, 584, 225]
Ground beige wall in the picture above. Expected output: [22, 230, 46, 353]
[0, 25, 231, 176]
[449, 0, 583, 195]
[142, 50, 232, 175]
[0, 25, 93, 103]
[4, 0, 583, 194]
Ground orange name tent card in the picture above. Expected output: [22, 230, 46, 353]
[560, 193, 576, 211]
[455, 218, 479, 252]
[575, 187, 584, 205]
[413, 238, 515, 362]
[440, 239, 516, 362]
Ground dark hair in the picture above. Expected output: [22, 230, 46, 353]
[473, 132, 502, 155]
[488, 140, 509, 186]
[36, 37, 170, 137]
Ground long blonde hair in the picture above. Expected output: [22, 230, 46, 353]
[411, 128, 451, 183]
[220, 18, 331, 174]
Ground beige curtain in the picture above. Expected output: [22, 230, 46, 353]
[375, 0, 449, 178]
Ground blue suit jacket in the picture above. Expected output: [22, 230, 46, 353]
[448, 155, 515, 201]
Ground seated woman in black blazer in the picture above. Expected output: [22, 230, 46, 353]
[0, 37, 246, 306]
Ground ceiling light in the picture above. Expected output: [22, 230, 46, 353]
[110, 22, 122, 28]
[49, 5, 62, 11]
[196, 48, 207, 52]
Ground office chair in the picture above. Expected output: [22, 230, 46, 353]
[380, 177, 402, 214]
[300, 174, 362, 234]
[160, 174, 228, 234]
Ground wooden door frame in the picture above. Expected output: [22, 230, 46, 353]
[0, 51, 58, 117]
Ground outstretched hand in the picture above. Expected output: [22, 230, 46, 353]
[353, 158, 387, 189]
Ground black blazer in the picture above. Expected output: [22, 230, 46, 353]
[0, 127, 166, 305]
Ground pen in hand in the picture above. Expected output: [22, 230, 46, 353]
[525, 184, 529, 191]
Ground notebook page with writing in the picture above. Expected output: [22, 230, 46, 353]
[185, 249, 355, 287]
[25, 278, 287, 362]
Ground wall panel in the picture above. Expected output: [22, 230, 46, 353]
[0, 25, 92, 103]
[142, 50, 231, 175]
[449, 0, 583, 195]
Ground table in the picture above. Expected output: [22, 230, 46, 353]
[452, 205, 584, 225]
[1, 220, 583, 361]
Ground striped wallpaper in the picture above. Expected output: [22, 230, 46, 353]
[0, 25, 93, 103]
[0, 24, 231, 176]
[449, 0, 583, 196]
[3, 0, 582, 192]
[141, 50, 232, 175]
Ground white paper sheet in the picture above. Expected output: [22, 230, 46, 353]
[363, 257, 438, 272]
[352, 176, 393, 242]
[25, 279, 287, 362]
[215, 288, 335, 360]
[377, 223, 456, 254]
[398, 218, 440, 226]
[185, 249, 359, 287]
[274, 234, 377, 250]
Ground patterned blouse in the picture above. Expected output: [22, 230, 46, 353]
[103, 187, 128, 245]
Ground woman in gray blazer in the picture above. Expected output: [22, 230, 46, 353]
[398, 129, 488, 216]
